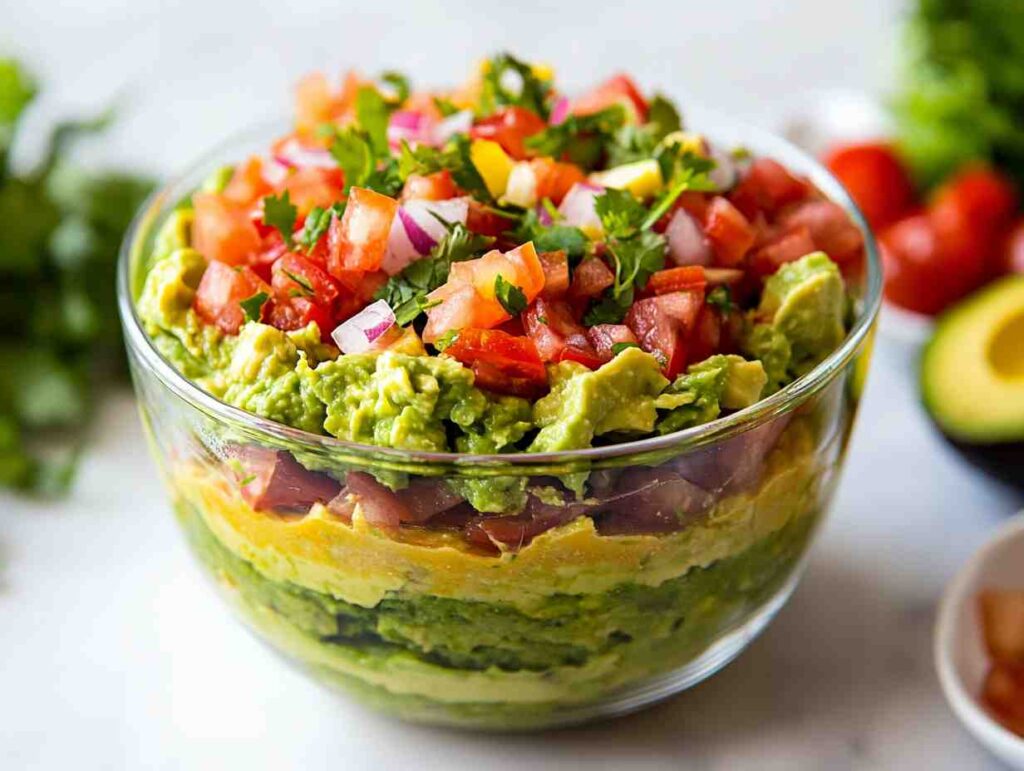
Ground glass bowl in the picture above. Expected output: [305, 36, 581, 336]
[117, 115, 881, 731]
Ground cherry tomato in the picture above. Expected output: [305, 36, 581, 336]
[879, 213, 968, 315]
[823, 142, 916, 229]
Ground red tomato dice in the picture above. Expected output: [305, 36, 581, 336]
[704, 197, 756, 267]
[223, 157, 273, 207]
[522, 296, 589, 362]
[568, 258, 615, 299]
[401, 170, 457, 201]
[647, 266, 707, 295]
[444, 329, 548, 398]
[278, 167, 344, 216]
[572, 74, 648, 122]
[469, 106, 547, 160]
[192, 193, 262, 267]
[687, 305, 722, 363]
[327, 187, 400, 274]
[586, 324, 638, 360]
[466, 199, 514, 236]
[531, 158, 587, 205]
[194, 261, 271, 335]
[539, 250, 570, 298]
[823, 142, 916, 230]
[749, 225, 817, 276]
[626, 296, 688, 378]
[778, 200, 864, 264]
[729, 158, 809, 219]
[271, 252, 341, 308]
[267, 296, 334, 338]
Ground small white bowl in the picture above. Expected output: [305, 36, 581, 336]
[936, 512, 1024, 768]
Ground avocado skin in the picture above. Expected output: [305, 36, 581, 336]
[944, 435, 1024, 495]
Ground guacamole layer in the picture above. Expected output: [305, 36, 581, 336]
[164, 417, 829, 728]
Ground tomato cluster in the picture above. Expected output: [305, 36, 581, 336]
[824, 142, 1022, 315]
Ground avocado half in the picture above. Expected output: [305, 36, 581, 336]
[921, 276, 1024, 490]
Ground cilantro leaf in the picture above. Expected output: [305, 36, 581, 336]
[433, 329, 460, 351]
[611, 342, 640, 355]
[329, 127, 375, 191]
[526, 106, 627, 170]
[584, 229, 666, 325]
[356, 85, 391, 157]
[512, 208, 589, 260]
[479, 53, 551, 119]
[375, 223, 494, 325]
[494, 274, 527, 315]
[706, 285, 734, 313]
[396, 135, 492, 201]
[240, 291, 269, 323]
[593, 188, 647, 238]
[380, 71, 410, 106]
[262, 191, 297, 247]
[296, 204, 341, 251]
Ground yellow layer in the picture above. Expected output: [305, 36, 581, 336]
[175, 427, 822, 610]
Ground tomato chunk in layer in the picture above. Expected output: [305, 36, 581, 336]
[444, 328, 548, 398]
[194, 261, 271, 335]
[327, 187, 400, 274]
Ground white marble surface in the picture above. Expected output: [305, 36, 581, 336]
[2, 0, 1022, 768]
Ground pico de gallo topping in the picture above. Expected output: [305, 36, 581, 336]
[150, 54, 862, 442]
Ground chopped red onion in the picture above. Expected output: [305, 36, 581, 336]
[399, 208, 437, 255]
[549, 96, 570, 125]
[331, 300, 396, 354]
[557, 182, 605, 235]
[272, 137, 336, 169]
[431, 110, 473, 145]
[666, 209, 713, 266]
[388, 110, 428, 148]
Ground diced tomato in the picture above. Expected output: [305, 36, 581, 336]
[999, 218, 1024, 275]
[223, 157, 273, 207]
[327, 187, 400, 274]
[401, 170, 457, 201]
[823, 142, 916, 229]
[465, 199, 514, 236]
[778, 200, 864, 264]
[444, 329, 548, 398]
[539, 250, 570, 297]
[558, 340, 606, 370]
[278, 167, 344, 216]
[676, 191, 710, 222]
[267, 295, 334, 338]
[879, 213, 968, 315]
[749, 225, 817, 276]
[332, 269, 388, 322]
[271, 252, 341, 308]
[654, 290, 705, 328]
[688, 305, 722, 363]
[192, 193, 262, 266]
[586, 324, 638, 360]
[522, 296, 587, 361]
[501, 242, 545, 297]
[704, 197, 756, 267]
[469, 106, 547, 160]
[531, 158, 586, 205]
[193, 261, 270, 335]
[729, 158, 810, 219]
[647, 266, 707, 295]
[294, 70, 361, 137]
[572, 74, 648, 122]
[625, 297, 687, 378]
[568, 258, 615, 299]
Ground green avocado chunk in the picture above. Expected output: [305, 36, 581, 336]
[757, 251, 845, 374]
[529, 346, 669, 453]
[656, 355, 766, 434]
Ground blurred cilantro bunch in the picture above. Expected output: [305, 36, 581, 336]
[894, 0, 1024, 189]
[0, 59, 153, 494]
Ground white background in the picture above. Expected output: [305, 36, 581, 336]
[2, 1, 1022, 768]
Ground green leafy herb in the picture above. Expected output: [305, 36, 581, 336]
[526, 106, 627, 170]
[375, 222, 495, 325]
[611, 341, 640, 355]
[479, 53, 551, 119]
[295, 204, 341, 251]
[646, 94, 682, 140]
[396, 135, 492, 201]
[593, 188, 648, 238]
[328, 127, 374, 191]
[240, 291, 269, 323]
[283, 270, 314, 296]
[433, 97, 459, 117]
[584, 227, 666, 325]
[262, 191, 297, 247]
[433, 329, 460, 351]
[0, 58, 153, 494]
[380, 71, 410, 106]
[494, 274, 527, 315]
[706, 285, 734, 313]
[512, 208, 589, 260]
[356, 85, 391, 157]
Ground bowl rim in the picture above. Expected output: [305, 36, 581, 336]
[934, 511, 1024, 762]
[116, 111, 882, 466]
